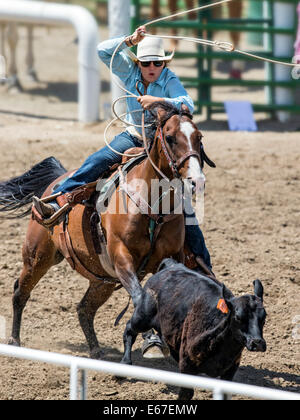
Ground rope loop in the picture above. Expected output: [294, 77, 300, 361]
[214, 41, 235, 52]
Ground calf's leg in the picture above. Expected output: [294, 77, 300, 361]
[121, 319, 139, 365]
[178, 387, 194, 401]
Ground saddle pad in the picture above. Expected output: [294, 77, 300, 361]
[224, 101, 257, 132]
[97, 153, 147, 212]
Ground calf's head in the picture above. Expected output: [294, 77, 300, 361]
[229, 280, 267, 352]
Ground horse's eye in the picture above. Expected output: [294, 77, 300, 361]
[166, 135, 175, 145]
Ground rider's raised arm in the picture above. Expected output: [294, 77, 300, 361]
[97, 36, 135, 82]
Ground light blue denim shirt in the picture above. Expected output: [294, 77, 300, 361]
[97, 36, 194, 138]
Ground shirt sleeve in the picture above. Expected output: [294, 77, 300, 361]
[164, 76, 194, 114]
[97, 36, 135, 82]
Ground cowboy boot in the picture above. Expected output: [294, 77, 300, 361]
[32, 183, 97, 228]
[32, 196, 57, 218]
[32, 194, 70, 228]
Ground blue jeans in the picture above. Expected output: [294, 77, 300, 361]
[54, 131, 141, 194]
[54, 130, 211, 268]
[185, 222, 212, 270]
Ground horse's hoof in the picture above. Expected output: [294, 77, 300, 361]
[7, 337, 20, 347]
[120, 358, 132, 366]
[113, 359, 132, 381]
[90, 348, 104, 360]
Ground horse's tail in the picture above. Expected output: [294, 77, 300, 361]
[0, 156, 67, 219]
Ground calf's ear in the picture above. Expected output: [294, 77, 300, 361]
[253, 279, 264, 301]
[222, 284, 233, 311]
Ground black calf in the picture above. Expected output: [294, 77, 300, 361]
[121, 258, 267, 400]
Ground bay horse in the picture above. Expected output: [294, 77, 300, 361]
[0, 102, 215, 359]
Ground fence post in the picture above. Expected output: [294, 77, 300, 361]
[69, 363, 78, 400]
[213, 387, 226, 400]
[80, 370, 87, 400]
[273, 1, 296, 122]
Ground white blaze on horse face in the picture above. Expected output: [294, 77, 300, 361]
[180, 121, 206, 191]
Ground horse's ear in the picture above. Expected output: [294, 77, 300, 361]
[181, 103, 193, 119]
[157, 107, 168, 122]
[181, 103, 190, 114]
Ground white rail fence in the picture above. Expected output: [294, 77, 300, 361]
[0, 0, 100, 123]
[0, 344, 299, 400]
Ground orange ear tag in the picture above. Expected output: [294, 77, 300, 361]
[217, 298, 229, 314]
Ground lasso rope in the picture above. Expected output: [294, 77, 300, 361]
[143, 0, 232, 27]
[104, 0, 300, 156]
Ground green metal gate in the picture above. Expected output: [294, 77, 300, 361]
[131, 0, 300, 118]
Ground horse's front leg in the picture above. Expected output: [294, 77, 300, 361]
[112, 243, 143, 308]
[112, 243, 165, 358]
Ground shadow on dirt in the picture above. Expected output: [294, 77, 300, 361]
[58, 340, 300, 397]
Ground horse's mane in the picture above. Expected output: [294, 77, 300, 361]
[148, 101, 193, 127]
[144, 101, 193, 139]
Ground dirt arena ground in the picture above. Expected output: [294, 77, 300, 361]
[0, 25, 299, 400]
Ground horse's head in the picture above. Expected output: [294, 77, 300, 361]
[149, 102, 216, 193]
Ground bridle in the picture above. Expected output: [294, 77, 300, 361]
[141, 107, 203, 183]
[137, 78, 202, 182]
[157, 126, 202, 179]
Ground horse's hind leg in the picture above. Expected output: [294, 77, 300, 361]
[8, 225, 59, 346]
[77, 280, 115, 359]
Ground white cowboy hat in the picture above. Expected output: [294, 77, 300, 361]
[128, 36, 175, 62]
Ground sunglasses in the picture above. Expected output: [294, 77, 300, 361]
[140, 61, 164, 68]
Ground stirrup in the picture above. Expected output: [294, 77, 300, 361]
[32, 192, 70, 228]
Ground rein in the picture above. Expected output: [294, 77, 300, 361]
[138, 80, 201, 183]
[158, 127, 201, 178]
[141, 111, 201, 181]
